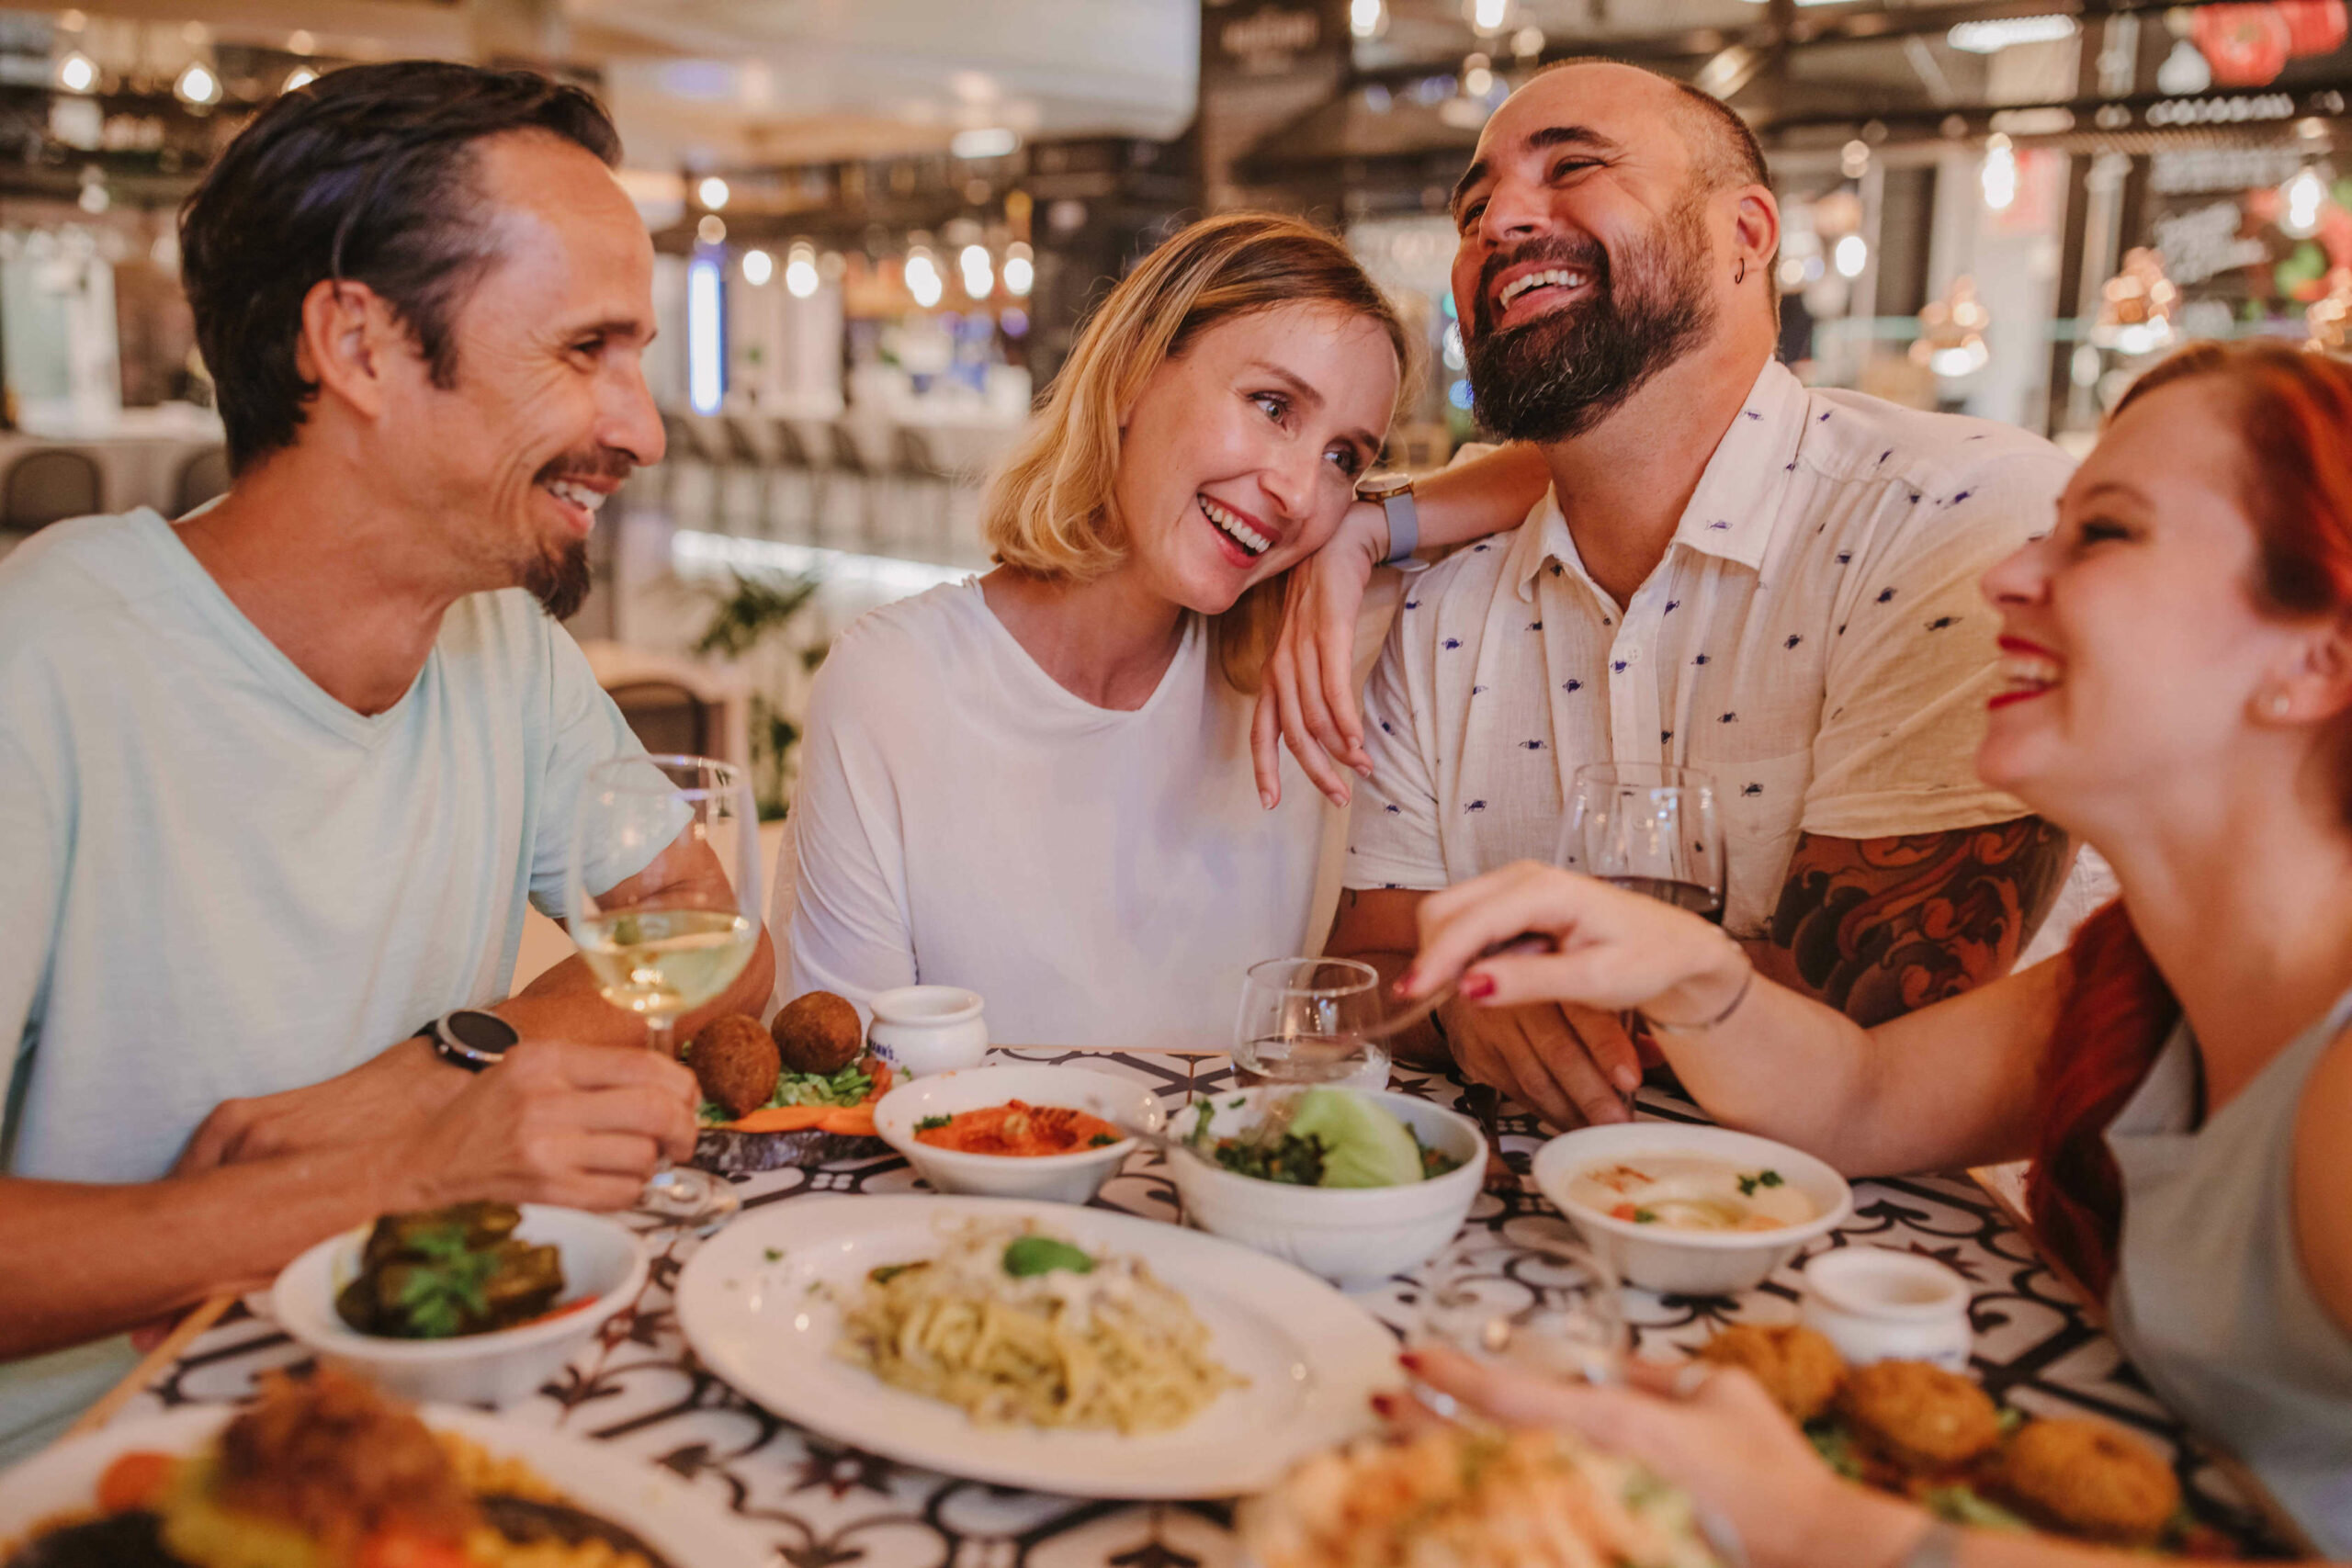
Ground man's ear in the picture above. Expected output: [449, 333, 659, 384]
[296, 278, 403, 423]
[1731, 186, 1780, 286]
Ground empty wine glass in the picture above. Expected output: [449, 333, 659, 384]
[1232, 957, 1389, 1092]
[1561, 762, 1726, 922]
[566, 754, 762, 1227]
[1414, 1230, 1627, 1408]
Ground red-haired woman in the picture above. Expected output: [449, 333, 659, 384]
[1398, 341, 2352, 1566]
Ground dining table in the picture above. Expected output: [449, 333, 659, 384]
[84, 1046, 2304, 1566]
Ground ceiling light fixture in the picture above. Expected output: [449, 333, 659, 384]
[696, 175, 729, 210]
[1947, 15, 2078, 53]
[1004, 242, 1035, 298]
[741, 248, 774, 287]
[1981, 133, 2019, 211]
[905, 250, 944, 309]
[55, 51, 96, 94]
[1835, 234, 1869, 279]
[175, 62, 220, 107]
[951, 128, 1019, 159]
[959, 243, 993, 299]
[1351, 0, 1386, 39]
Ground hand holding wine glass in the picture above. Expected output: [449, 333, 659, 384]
[566, 754, 763, 1226]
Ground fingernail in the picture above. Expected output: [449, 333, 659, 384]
[1460, 973, 1497, 1000]
[1260, 790, 1274, 810]
[1355, 763, 1374, 780]
[1612, 1065, 1641, 1092]
[1395, 972, 1418, 997]
[1397, 1350, 1423, 1371]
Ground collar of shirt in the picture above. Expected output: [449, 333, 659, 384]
[1509, 357, 1809, 604]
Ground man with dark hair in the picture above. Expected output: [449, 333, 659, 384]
[1305, 61, 2080, 1128]
[0, 62, 772, 1455]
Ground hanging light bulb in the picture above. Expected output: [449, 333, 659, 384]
[784, 242, 820, 299]
[1981, 133, 2019, 213]
[1834, 234, 1868, 279]
[55, 51, 96, 94]
[2279, 166, 2329, 241]
[741, 248, 774, 287]
[1350, 0, 1386, 39]
[958, 243, 993, 299]
[1470, 0, 1509, 35]
[1003, 241, 1035, 298]
[174, 61, 220, 107]
[696, 175, 730, 211]
[905, 249, 944, 309]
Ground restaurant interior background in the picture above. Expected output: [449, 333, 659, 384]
[0, 0, 2348, 830]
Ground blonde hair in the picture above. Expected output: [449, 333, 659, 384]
[981, 212, 1412, 691]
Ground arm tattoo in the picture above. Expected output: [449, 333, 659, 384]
[1764, 818, 2073, 1028]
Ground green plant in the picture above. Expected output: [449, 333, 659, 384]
[691, 568, 825, 819]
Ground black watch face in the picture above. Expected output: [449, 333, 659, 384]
[447, 1010, 519, 1052]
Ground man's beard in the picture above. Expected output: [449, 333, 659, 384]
[1465, 194, 1719, 444]
[522, 538, 592, 621]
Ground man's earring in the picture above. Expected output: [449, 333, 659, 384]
[1735, 256, 1747, 285]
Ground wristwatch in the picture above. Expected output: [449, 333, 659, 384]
[419, 1008, 518, 1073]
[1357, 473, 1420, 567]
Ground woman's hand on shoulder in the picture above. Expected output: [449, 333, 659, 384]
[1250, 499, 1387, 809]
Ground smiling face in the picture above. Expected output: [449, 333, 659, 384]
[376, 130, 663, 616]
[1448, 65, 1741, 442]
[1108, 303, 1398, 615]
[1977, 378, 2324, 834]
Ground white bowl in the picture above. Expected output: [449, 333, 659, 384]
[1532, 1122, 1851, 1297]
[873, 1064, 1166, 1205]
[271, 1205, 647, 1406]
[1800, 1246, 1973, 1370]
[1166, 1088, 1484, 1290]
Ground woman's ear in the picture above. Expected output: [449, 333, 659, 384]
[2262, 615, 2352, 725]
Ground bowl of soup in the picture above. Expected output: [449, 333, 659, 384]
[872, 1064, 1166, 1204]
[1531, 1123, 1851, 1296]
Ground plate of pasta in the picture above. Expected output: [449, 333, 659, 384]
[673, 1195, 1399, 1499]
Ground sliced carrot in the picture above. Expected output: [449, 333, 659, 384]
[724, 1104, 833, 1134]
[865, 1059, 893, 1098]
[818, 1104, 876, 1137]
[357, 1531, 473, 1568]
[96, 1450, 175, 1513]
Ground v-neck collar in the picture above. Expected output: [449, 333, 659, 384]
[142, 510, 430, 748]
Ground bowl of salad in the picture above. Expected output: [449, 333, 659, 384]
[1169, 1088, 1484, 1289]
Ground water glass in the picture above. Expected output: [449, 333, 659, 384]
[1232, 957, 1389, 1092]
[1415, 1229, 1628, 1404]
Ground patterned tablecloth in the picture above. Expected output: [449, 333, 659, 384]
[106, 1049, 2293, 1566]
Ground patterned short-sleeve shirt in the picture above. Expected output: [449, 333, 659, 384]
[1347, 357, 2075, 939]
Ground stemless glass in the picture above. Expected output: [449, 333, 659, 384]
[1415, 1229, 1628, 1405]
[566, 754, 762, 1226]
[1561, 762, 1727, 922]
[1232, 957, 1389, 1092]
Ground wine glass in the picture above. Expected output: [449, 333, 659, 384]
[1232, 957, 1389, 1092]
[1560, 762, 1726, 923]
[1414, 1229, 1628, 1410]
[566, 753, 762, 1226]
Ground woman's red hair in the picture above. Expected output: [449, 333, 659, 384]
[2029, 343, 2352, 1297]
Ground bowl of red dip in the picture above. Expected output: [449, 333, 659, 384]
[873, 1064, 1166, 1204]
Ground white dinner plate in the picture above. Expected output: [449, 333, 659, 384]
[0, 1404, 773, 1565]
[674, 1194, 1399, 1499]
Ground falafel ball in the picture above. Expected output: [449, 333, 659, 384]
[1997, 1418, 2180, 1545]
[689, 1013, 781, 1120]
[1697, 1324, 1846, 1423]
[1836, 1359, 2002, 1472]
[772, 990, 865, 1075]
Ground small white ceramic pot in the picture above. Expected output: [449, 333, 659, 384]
[1799, 1246, 1974, 1370]
[865, 985, 989, 1077]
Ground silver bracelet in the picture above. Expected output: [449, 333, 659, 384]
[1639, 964, 1755, 1034]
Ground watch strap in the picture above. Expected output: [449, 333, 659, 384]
[1378, 484, 1420, 566]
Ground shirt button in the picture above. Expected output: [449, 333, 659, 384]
[1622, 647, 1644, 665]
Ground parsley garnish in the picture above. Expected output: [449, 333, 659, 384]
[1736, 1169, 1785, 1197]
[1633, 1208, 1658, 1224]
[916, 1114, 952, 1132]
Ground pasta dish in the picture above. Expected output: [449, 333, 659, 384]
[834, 1220, 1244, 1434]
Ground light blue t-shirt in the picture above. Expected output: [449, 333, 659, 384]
[0, 510, 646, 1456]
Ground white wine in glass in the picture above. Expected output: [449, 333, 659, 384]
[567, 754, 762, 1227]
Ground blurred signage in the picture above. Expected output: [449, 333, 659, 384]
[1199, 0, 1349, 211]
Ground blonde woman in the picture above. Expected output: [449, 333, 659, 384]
[773, 215, 1408, 1048]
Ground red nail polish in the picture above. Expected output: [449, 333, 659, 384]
[1394, 973, 1418, 997]
[1461, 974, 1497, 1000]
[1369, 1392, 1396, 1416]
[1397, 1350, 1423, 1371]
